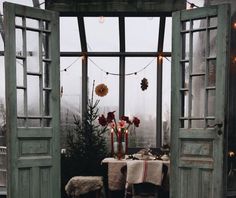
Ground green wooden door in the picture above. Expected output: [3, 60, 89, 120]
[171, 4, 230, 198]
[4, 2, 60, 198]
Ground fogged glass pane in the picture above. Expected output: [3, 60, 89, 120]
[209, 17, 217, 27]
[125, 57, 156, 147]
[207, 89, 215, 117]
[85, 17, 119, 51]
[191, 119, 205, 128]
[181, 120, 188, 129]
[60, 17, 81, 52]
[42, 33, 50, 59]
[17, 89, 25, 116]
[125, 17, 159, 52]
[209, 29, 217, 57]
[27, 119, 40, 127]
[16, 28, 23, 56]
[163, 17, 172, 52]
[182, 20, 190, 30]
[182, 33, 189, 60]
[181, 91, 188, 117]
[42, 20, 50, 31]
[15, 16, 23, 26]
[162, 58, 171, 145]
[60, 57, 82, 115]
[191, 76, 205, 118]
[43, 90, 50, 116]
[43, 119, 51, 127]
[26, 18, 39, 29]
[17, 119, 25, 127]
[27, 75, 40, 116]
[26, 31, 40, 73]
[193, 18, 207, 29]
[192, 31, 206, 74]
[43, 62, 50, 88]
[16, 59, 24, 87]
[207, 60, 216, 87]
[181, 62, 189, 88]
[88, 57, 119, 114]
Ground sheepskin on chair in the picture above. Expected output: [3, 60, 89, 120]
[65, 176, 103, 197]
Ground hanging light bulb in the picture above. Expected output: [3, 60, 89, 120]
[99, 16, 105, 23]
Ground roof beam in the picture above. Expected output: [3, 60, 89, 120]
[45, 0, 186, 17]
[77, 17, 87, 52]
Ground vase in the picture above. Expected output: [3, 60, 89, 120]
[113, 141, 125, 160]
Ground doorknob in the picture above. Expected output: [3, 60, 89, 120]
[207, 122, 223, 135]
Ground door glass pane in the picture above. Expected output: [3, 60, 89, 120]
[16, 59, 24, 87]
[209, 29, 217, 57]
[192, 31, 206, 74]
[182, 33, 189, 60]
[26, 18, 39, 29]
[193, 18, 206, 29]
[191, 76, 205, 119]
[16, 28, 23, 56]
[207, 59, 216, 87]
[15, 16, 23, 26]
[182, 62, 189, 88]
[209, 17, 217, 27]
[27, 75, 40, 116]
[207, 89, 215, 117]
[17, 89, 25, 117]
[182, 20, 190, 30]
[125, 57, 156, 147]
[26, 31, 40, 73]
[181, 91, 189, 118]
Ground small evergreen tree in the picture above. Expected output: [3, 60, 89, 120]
[66, 97, 108, 176]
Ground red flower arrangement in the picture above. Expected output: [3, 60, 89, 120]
[98, 111, 140, 158]
[98, 111, 140, 137]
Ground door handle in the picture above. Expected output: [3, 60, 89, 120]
[207, 122, 223, 135]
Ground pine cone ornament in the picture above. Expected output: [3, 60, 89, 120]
[141, 78, 148, 91]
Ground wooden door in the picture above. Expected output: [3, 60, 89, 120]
[171, 4, 230, 198]
[4, 2, 60, 198]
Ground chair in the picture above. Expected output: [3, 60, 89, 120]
[65, 176, 103, 198]
[123, 163, 169, 198]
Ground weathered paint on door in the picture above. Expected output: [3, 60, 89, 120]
[4, 2, 60, 198]
[171, 4, 230, 198]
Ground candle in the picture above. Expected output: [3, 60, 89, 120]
[125, 129, 128, 154]
[111, 129, 114, 155]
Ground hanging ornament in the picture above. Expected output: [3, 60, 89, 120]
[141, 78, 148, 91]
[95, 83, 109, 97]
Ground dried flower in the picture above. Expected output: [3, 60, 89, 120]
[121, 115, 131, 124]
[133, 117, 140, 127]
[118, 120, 126, 128]
[107, 111, 115, 123]
[95, 83, 109, 97]
[98, 114, 107, 126]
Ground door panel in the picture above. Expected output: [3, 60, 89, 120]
[4, 2, 60, 198]
[171, 4, 230, 198]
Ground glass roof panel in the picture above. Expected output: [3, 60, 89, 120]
[125, 17, 159, 52]
[84, 17, 119, 52]
[60, 17, 81, 52]
[163, 17, 172, 52]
